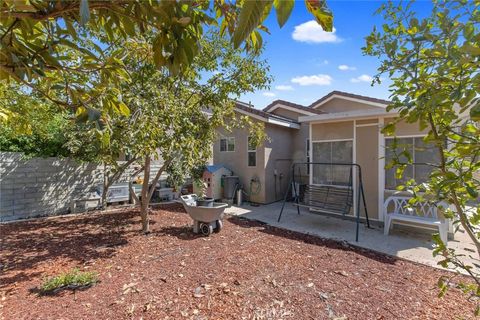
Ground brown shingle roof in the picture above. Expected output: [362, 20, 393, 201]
[309, 90, 391, 109]
[263, 100, 325, 115]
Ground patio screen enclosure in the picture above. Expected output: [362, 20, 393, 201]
[278, 162, 370, 242]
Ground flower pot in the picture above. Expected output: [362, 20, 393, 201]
[196, 197, 214, 207]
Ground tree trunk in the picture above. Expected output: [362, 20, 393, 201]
[140, 155, 151, 234]
[101, 162, 108, 210]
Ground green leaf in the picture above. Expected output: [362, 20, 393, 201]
[470, 103, 480, 121]
[273, 0, 294, 28]
[466, 186, 479, 199]
[304, 0, 333, 32]
[232, 0, 272, 49]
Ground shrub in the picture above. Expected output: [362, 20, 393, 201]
[40, 269, 98, 294]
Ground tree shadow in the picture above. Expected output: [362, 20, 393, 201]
[226, 215, 398, 265]
[0, 208, 142, 292]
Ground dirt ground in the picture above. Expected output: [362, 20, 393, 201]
[0, 204, 476, 320]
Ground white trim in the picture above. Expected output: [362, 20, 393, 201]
[235, 106, 300, 129]
[247, 136, 257, 167]
[353, 120, 357, 219]
[266, 104, 318, 116]
[309, 124, 313, 185]
[299, 109, 398, 124]
[384, 134, 427, 139]
[267, 117, 300, 129]
[378, 117, 385, 222]
[312, 94, 389, 110]
[312, 138, 353, 143]
[355, 123, 380, 127]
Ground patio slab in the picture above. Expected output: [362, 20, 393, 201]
[225, 201, 479, 270]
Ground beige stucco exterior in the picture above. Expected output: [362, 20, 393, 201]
[313, 97, 385, 113]
[307, 115, 430, 221]
[213, 92, 434, 224]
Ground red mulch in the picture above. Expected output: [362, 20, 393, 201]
[0, 204, 475, 319]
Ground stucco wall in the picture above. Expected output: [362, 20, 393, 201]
[264, 124, 295, 203]
[0, 152, 165, 222]
[356, 125, 380, 219]
[270, 108, 303, 121]
[314, 98, 385, 113]
[213, 124, 266, 203]
[311, 121, 354, 141]
[384, 118, 429, 136]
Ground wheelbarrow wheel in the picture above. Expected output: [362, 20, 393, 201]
[199, 223, 213, 236]
[214, 220, 223, 233]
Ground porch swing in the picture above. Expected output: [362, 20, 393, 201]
[277, 162, 370, 242]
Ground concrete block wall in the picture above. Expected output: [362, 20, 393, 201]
[0, 152, 165, 222]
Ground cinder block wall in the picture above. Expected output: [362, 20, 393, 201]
[0, 152, 164, 222]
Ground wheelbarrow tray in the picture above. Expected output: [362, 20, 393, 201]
[183, 202, 228, 223]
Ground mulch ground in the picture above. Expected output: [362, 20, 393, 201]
[0, 203, 476, 320]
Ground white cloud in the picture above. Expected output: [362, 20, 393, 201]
[275, 85, 294, 91]
[291, 74, 332, 86]
[338, 64, 356, 71]
[262, 92, 276, 97]
[292, 21, 341, 43]
[350, 74, 373, 83]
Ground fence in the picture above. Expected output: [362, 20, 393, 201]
[0, 152, 164, 222]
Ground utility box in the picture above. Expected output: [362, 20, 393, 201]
[193, 165, 232, 200]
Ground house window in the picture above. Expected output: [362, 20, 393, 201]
[385, 137, 440, 189]
[247, 136, 256, 167]
[312, 140, 353, 186]
[220, 137, 235, 152]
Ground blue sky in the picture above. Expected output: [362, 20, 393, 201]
[240, 1, 433, 109]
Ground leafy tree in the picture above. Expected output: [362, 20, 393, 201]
[0, 0, 332, 122]
[364, 0, 480, 313]
[111, 32, 270, 233]
[0, 82, 71, 157]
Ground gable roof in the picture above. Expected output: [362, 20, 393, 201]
[263, 100, 325, 116]
[309, 90, 391, 109]
[234, 101, 300, 129]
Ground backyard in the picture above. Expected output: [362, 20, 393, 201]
[0, 204, 475, 320]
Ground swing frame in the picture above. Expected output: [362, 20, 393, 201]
[277, 162, 370, 242]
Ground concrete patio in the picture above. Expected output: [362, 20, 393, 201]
[225, 201, 479, 270]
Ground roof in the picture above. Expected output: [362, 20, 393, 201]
[234, 101, 300, 129]
[262, 100, 325, 115]
[309, 90, 391, 109]
[205, 165, 229, 173]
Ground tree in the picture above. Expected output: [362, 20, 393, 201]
[0, 0, 333, 123]
[113, 32, 270, 233]
[364, 0, 480, 313]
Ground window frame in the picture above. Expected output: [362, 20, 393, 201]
[311, 139, 353, 187]
[384, 135, 438, 191]
[219, 137, 235, 152]
[247, 136, 257, 167]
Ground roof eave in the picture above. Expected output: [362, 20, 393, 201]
[298, 109, 398, 123]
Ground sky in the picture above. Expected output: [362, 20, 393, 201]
[239, 1, 433, 109]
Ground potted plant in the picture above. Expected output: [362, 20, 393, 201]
[196, 181, 214, 207]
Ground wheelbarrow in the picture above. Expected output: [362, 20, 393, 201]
[179, 194, 228, 236]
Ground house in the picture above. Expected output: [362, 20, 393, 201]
[213, 91, 439, 222]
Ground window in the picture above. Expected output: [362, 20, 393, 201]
[312, 140, 353, 185]
[220, 137, 235, 152]
[385, 137, 440, 189]
[247, 136, 256, 167]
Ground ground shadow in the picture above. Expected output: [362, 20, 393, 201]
[226, 215, 398, 265]
[0, 208, 144, 292]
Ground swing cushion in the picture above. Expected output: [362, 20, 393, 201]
[303, 185, 353, 215]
